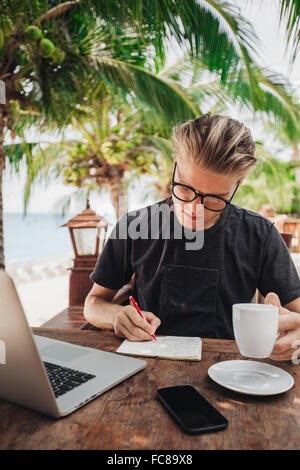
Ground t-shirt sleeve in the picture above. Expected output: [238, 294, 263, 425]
[257, 223, 300, 305]
[90, 215, 133, 290]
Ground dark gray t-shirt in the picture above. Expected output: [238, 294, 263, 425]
[90, 196, 300, 339]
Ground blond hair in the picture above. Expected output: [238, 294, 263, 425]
[171, 113, 257, 176]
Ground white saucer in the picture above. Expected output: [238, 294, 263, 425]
[208, 360, 294, 396]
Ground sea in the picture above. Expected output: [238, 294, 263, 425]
[3, 213, 116, 265]
[3, 193, 155, 265]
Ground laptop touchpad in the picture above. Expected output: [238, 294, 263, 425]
[40, 342, 91, 362]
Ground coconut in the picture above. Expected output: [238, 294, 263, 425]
[133, 137, 142, 146]
[115, 141, 128, 151]
[40, 38, 56, 58]
[136, 156, 146, 165]
[25, 26, 43, 42]
[52, 48, 65, 64]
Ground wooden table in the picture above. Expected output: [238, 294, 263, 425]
[42, 306, 90, 330]
[0, 328, 299, 450]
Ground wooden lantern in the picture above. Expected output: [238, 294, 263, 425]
[62, 200, 110, 306]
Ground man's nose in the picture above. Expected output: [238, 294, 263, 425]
[187, 198, 203, 214]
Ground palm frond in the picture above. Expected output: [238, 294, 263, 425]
[279, 0, 300, 61]
[53, 186, 92, 218]
[95, 57, 200, 134]
[145, 135, 173, 161]
[88, 0, 260, 83]
[4, 143, 25, 171]
[186, 57, 300, 140]
[22, 141, 67, 212]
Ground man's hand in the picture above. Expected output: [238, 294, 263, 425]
[113, 305, 161, 341]
[265, 292, 300, 361]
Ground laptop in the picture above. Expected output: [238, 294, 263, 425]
[0, 270, 147, 418]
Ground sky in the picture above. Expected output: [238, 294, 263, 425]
[3, 0, 300, 215]
[236, 0, 300, 84]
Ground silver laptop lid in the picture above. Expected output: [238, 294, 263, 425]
[0, 270, 60, 418]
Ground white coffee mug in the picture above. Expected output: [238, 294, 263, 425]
[232, 303, 279, 358]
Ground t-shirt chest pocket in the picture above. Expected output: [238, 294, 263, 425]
[160, 264, 219, 337]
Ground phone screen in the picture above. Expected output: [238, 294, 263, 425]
[157, 385, 228, 434]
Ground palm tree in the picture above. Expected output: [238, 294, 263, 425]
[14, 47, 300, 221]
[1, 0, 267, 268]
[16, 99, 165, 219]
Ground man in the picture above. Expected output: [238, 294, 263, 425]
[84, 114, 300, 361]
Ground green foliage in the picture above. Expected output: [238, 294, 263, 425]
[87, 0, 261, 81]
[234, 144, 300, 214]
[2, 0, 300, 220]
[160, 56, 300, 143]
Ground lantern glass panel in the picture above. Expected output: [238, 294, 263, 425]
[73, 227, 97, 256]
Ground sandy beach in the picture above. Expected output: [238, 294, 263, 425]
[6, 251, 74, 327]
[6, 251, 74, 285]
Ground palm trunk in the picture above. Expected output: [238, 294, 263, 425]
[0, 112, 6, 269]
[105, 167, 128, 220]
[107, 180, 127, 220]
[35, 1, 81, 23]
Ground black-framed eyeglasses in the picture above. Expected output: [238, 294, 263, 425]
[171, 162, 240, 212]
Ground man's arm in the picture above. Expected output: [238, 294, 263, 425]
[257, 224, 300, 307]
[84, 282, 161, 341]
[84, 283, 121, 330]
[265, 293, 300, 361]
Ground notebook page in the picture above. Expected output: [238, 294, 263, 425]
[116, 336, 202, 361]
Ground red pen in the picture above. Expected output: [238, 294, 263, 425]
[129, 295, 157, 341]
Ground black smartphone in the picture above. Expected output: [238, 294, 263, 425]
[157, 385, 228, 435]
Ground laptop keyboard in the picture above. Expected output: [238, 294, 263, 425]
[43, 361, 96, 398]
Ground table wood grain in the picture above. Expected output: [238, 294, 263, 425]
[41, 306, 89, 330]
[0, 328, 299, 450]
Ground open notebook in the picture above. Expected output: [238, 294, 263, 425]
[116, 336, 202, 361]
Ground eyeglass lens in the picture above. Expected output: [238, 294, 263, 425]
[172, 185, 227, 210]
